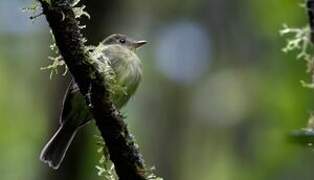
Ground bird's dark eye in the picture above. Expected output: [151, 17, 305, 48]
[119, 39, 126, 44]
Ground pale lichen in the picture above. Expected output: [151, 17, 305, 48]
[95, 135, 118, 180]
[281, 3, 314, 143]
[73, 5, 90, 19]
[280, 24, 314, 88]
[40, 30, 68, 79]
[95, 134, 163, 180]
[41, 0, 90, 79]
[22, 0, 40, 13]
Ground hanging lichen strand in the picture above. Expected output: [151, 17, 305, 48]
[281, 0, 314, 146]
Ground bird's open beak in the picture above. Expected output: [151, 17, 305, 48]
[134, 40, 147, 49]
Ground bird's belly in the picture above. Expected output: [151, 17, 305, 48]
[110, 58, 142, 109]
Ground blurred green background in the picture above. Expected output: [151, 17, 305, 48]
[1, 0, 314, 180]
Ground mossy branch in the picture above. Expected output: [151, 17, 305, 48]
[37, 0, 151, 179]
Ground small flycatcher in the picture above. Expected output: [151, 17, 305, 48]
[40, 34, 147, 169]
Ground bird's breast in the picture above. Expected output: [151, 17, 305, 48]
[103, 45, 142, 82]
[100, 45, 143, 108]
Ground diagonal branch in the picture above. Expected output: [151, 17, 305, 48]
[38, 0, 147, 179]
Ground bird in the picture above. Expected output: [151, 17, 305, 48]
[40, 34, 147, 169]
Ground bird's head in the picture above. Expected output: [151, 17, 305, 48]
[102, 34, 147, 51]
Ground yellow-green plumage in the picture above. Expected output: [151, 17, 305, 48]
[101, 44, 142, 108]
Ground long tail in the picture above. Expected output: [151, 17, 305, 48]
[40, 124, 78, 169]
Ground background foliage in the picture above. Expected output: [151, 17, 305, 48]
[0, 0, 314, 180]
